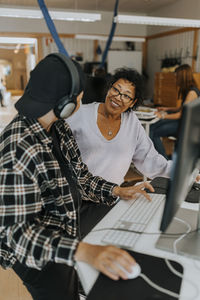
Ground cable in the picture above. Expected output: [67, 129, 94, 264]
[173, 217, 192, 254]
[139, 273, 179, 298]
[165, 259, 183, 278]
[91, 226, 199, 237]
[168, 217, 199, 300]
[37, 0, 69, 56]
[165, 259, 199, 300]
[100, 0, 119, 68]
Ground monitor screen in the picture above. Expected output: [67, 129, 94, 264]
[160, 98, 200, 232]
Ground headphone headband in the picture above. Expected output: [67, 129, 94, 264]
[47, 53, 80, 119]
[47, 53, 80, 96]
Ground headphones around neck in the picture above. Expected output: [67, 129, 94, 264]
[47, 53, 80, 119]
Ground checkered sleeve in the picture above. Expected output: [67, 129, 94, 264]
[0, 169, 79, 270]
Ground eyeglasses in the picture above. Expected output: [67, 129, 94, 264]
[110, 85, 134, 103]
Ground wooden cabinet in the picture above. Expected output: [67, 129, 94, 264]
[154, 72, 200, 107]
[193, 73, 200, 89]
[154, 72, 178, 107]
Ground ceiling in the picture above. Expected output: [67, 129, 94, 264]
[0, 0, 180, 14]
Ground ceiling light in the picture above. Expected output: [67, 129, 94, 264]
[115, 15, 200, 28]
[75, 34, 145, 42]
[0, 8, 42, 19]
[0, 7, 101, 22]
[49, 11, 101, 22]
[0, 37, 37, 44]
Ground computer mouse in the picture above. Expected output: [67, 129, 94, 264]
[193, 182, 200, 191]
[117, 263, 141, 279]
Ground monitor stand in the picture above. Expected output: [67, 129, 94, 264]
[156, 206, 200, 260]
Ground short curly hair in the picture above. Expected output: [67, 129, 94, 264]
[107, 68, 144, 111]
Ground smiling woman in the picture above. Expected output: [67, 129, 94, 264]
[97, 78, 137, 139]
[67, 67, 172, 185]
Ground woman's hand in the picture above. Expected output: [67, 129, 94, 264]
[157, 106, 169, 112]
[74, 243, 136, 280]
[112, 181, 154, 201]
[154, 111, 167, 119]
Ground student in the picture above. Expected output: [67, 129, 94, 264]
[67, 68, 172, 185]
[0, 53, 154, 300]
[150, 64, 200, 159]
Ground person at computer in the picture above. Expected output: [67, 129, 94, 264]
[67, 67, 172, 186]
[0, 54, 155, 300]
[150, 64, 200, 159]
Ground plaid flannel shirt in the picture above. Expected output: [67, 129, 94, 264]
[0, 115, 117, 270]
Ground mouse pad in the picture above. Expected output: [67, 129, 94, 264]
[86, 250, 183, 300]
[148, 176, 200, 203]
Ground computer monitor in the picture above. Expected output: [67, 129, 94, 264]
[156, 98, 200, 259]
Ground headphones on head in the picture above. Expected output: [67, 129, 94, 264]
[47, 53, 80, 119]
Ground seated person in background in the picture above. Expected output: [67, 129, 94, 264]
[67, 67, 172, 186]
[0, 54, 154, 300]
[81, 66, 111, 104]
[150, 64, 200, 159]
[81, 74, 108, 104]
[0, 78, 5, 107]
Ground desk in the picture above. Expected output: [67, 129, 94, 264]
[76, 200, 200, 299]
[139, 117, 158, 136]
[134, 117, 159, 181]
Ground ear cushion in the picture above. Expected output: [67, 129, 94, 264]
[54, 95, 76, 119]
[47, 53, 80, 118]
[60, 102, 76, 119]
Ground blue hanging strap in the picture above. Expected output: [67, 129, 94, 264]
[37, 0, 69, 57]
[100, 0, 119, 68]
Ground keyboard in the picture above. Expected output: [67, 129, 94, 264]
[101, 193, 165, 249]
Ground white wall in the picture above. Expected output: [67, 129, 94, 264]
[145, 0, 200, 98]
[146, 31, 195, 98]
[147, 0, 200, 36]
[107, 51, 142, 74]
[42, 37, 142, 65]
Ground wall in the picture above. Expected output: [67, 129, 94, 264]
[144, 0, 200, 98]
[42, 36, 143, 66]
[147, 0, 200, 36]
[146, 30, 196, 98]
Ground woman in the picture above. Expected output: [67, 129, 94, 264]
[150, 64, 200, 159]
[67, 68, 172, 185]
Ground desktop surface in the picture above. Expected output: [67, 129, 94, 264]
[87, 250, 183, 300]
[76, 198, 200, 299]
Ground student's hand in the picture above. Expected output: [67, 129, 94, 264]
[196, 174, 200, 182]
[74, 242, 136, 280]
[112, 182, 154, 201]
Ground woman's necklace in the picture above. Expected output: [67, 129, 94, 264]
[108, 129, 113, 136]
[97, 104, 121, 139]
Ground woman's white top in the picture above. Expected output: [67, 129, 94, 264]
[67, 103, 172, 185]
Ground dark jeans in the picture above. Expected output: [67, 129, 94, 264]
[150, 119, 179, 159]
[13, 201, 115, 300]
[13, 261, 79, 300]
